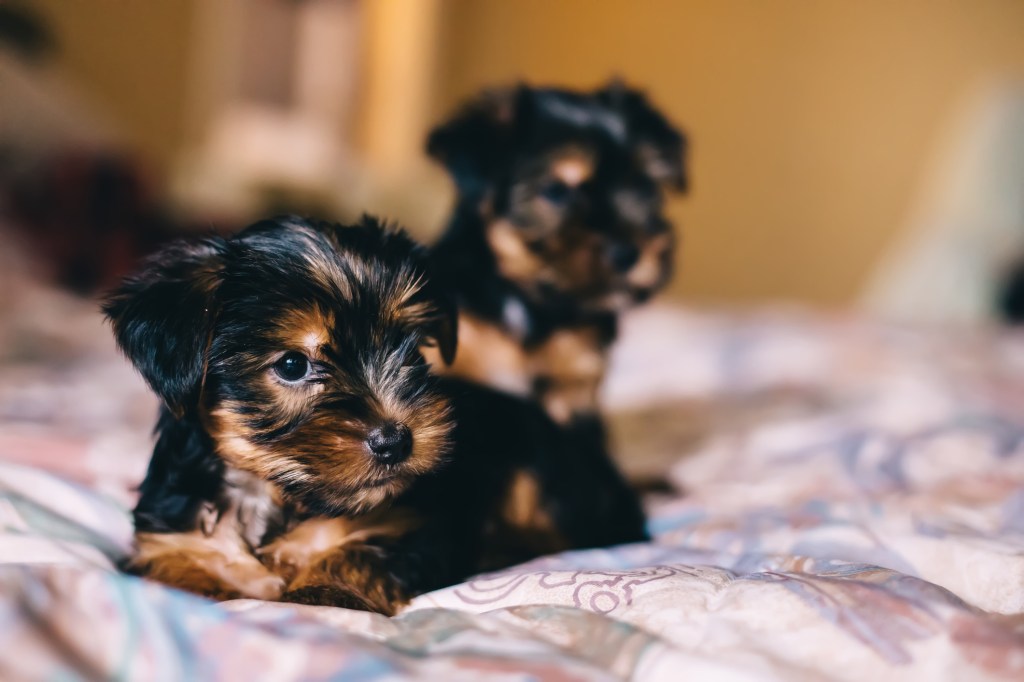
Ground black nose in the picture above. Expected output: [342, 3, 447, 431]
[608, 243, 640, 273]
[366, 422, 412, 465]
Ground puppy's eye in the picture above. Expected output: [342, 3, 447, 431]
[538, 180, 572, 205]
[273, 352, 311, 383]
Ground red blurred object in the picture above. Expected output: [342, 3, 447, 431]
[5, 151, 227, 294]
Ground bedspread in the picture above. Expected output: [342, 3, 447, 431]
[1, 283, 1023, 680]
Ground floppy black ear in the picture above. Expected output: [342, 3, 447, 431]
[422, 282, 459, 366]
[599, 80, 688, 192]
[102, 239, 226, 417]
[402, 261, 458, 366]
[355, 215, 460, 366]
[425, 86, 527, 199]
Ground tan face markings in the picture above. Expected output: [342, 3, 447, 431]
[635, 141, 684, 188]
[273, 306, 333, 358]
[486, 220, 545, 284]
[626, 233, 672, 290]
[207, 359, 453, 515]
[207, 405, 278, 473]
[279, 224, 351, 297]
[612, 187, 655, 227]
[202, 277, 454, 510]
[262, 306, 333, 417]
[487, 217, 614, 300]
[550, 149, 595, 187]
[493, 141, 676, 308]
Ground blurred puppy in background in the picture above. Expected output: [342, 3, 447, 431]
[426, 81, 687, 425]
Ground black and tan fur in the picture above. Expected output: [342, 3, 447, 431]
[427, 81, 687, 423]
[105, 216, 645, 614]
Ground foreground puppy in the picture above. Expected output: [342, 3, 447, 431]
[427, 81, 687, 424]
[105, 216, 645, 614]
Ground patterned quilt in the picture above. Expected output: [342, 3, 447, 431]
[1, 265, 1023, 680]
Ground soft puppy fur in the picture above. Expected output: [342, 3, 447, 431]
[105, 216, 645, 614]
[427, 81, 687, 424]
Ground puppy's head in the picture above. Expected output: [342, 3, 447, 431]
[105, 216, 457, 515]
[427, 81, 687, 310]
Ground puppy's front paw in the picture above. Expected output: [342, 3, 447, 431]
[256, 538, 304, 581]
[280, 584, 383, 613]
[245, 572, 287, 601]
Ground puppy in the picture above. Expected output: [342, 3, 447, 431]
[105, 216, 645, 614]
[426, 81, 687, 424]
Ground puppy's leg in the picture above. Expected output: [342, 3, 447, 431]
[543, 415, 649, 548]
[260, 513, 421, 615]
[282, 543, 409, 615]
[531, 327, 607, 424]
[127, 507, 285, 601]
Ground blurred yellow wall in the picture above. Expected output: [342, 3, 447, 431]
[28, 0, 196, 178]
[431, 0, 1024, 306]
[24, 0, 1024, 307]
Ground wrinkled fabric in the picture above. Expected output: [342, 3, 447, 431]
[2, 299, 1023, 680]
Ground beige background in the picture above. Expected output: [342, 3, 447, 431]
[25, 0, 1024, 307]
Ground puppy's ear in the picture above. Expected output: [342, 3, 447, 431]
[103, 239, 226, 417]
[599, 80, 688, 192]
[402, 274, 458, 366]
[358, 216, 460, 366]
[425, 86, 527, 199]
[424, 283, 459, 365]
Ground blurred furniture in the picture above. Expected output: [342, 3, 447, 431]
[861, 84, 1024, 323]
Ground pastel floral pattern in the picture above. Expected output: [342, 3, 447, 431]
[2, 295, 1024, 680]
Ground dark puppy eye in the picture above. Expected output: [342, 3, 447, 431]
[273, 352, 311, 383]
[538, 180, 572, 205]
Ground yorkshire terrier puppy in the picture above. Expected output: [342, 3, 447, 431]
[105, 216, 644, 614]
[427, 81, 687, 424]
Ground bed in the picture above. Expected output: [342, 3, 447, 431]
[1, 257, 1022, 680]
